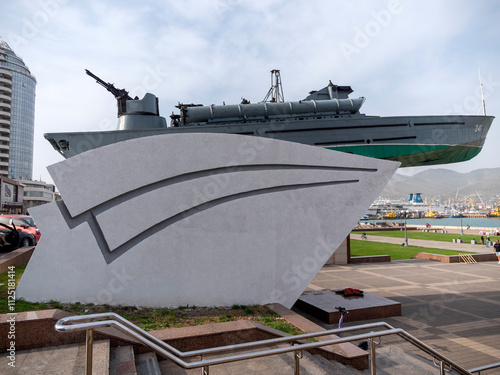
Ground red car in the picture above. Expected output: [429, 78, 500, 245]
[0, 214, 41, 244]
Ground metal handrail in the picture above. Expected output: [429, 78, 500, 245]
[55, 312, 474, 375]
[469, 362, 500, 374]
[56, 312, 387, 358]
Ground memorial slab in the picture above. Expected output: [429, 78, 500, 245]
[294, 289, 402, 324]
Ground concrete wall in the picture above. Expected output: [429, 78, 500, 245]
[17, 133, 398, 308]
[325, 236, 349, 265]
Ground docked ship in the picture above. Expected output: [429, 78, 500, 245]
[383, 211, 397, 219]
[45, 70, 494, 166]
[424, 205, 442, 219]
[487, 207, 500, 218]
[367, 193, 448, 218]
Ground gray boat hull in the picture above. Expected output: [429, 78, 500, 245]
[45, 114, 493, 167]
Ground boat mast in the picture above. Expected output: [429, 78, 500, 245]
[479, 68, 486, 116]
[262, 69, 285, 103]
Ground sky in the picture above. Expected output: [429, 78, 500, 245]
[0, 0, 499, 185]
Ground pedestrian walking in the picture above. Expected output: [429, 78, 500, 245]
[494, 240, 500, 263]
[481, 236, 485, 247]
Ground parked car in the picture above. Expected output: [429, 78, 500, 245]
[0, 222, 37, 251]
[0, 214, 40, 243]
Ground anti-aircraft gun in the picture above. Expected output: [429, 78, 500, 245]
[85, 69, 136, 117]
[85, 69, 167, 130]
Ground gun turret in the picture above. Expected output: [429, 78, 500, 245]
[85, 69, 133, 117]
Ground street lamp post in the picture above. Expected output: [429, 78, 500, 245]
[402, 211, 409, 246]
[461, 217, 464, 235]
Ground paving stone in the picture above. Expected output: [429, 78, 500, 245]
[0, 340, 109, 374]
[306, 260, 500, 371]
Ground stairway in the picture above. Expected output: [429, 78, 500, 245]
[0, 340, 336, 374]
[109, 345, 162, 375]
[315, 345, 460, 375]
[0, 341, 461, 374]
[116, 344, 335, 375]
[0, 339, 110, 375]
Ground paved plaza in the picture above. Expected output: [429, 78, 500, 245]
[302, 258, 500, 371]
[2, 231, 500, 373]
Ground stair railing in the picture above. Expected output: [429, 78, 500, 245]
[55, 312, 473, 375]
[459, 253, 477, 264]
[469, 362, 500, 374]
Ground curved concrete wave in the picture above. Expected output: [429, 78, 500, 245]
[17, 133, 399, 308]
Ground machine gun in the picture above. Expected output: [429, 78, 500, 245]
[85, 69, 135, 116]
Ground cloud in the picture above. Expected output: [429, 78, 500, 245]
[1, 0, 499, 185]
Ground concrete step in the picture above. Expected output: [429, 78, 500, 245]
[120, 344, 459, 375]
[135, 352, 162, 375]
[109, 345, 137, 375]
[312, 353, 362, 374]
[370, 345, 451, 375]
[157, 348, 335, 374]
[0, 335, 461, 375]
[308, 344, 462, 375]
[0, 339, 109, 374]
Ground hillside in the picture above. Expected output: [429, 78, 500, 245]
[380, 167, 500, 203]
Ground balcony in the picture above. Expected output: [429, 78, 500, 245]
[0, 77, 12, 88]
[0, 102, 11, 111]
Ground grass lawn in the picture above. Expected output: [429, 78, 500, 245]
[350, 239, 476, 260]
[352, 230, 491, 244]
[0, 264, 302, 334]
[0, 237, 480, 332]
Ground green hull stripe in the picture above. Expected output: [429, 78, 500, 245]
[325, 144, 482, 168]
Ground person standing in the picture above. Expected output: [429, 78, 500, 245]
[494, 240, 500, 263]
[481, 236, 485, 247]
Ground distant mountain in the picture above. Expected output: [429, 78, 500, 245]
[380, 167, 500, 202]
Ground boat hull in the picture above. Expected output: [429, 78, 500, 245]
[45, 114, 493, 167]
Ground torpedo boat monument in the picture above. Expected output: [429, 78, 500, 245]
[17, 70, 493, 308]
[46, 69, 494, 167]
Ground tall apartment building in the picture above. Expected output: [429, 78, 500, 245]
[0, 36, 36, 180]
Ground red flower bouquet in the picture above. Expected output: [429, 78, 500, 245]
[335, 288, 364, 297]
